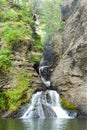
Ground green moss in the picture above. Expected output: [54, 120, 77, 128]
[0, 92, 9, 112]
[32, 33, 43, 52]
[0, 0, 7, 5]
[0, 49, 12, 73]
[1, 9, 17, 22]
[0, 0, 41, 114]
[0, 70, 34, 113]
[0, 48, 11, 56]
[0, 1, 42, 52]
[1, 22, 32, 50]
[0, 3, 33, 51]
[6, 71, 32, 111]
[60, 96, 77, 110]
[31, 54, 40, 62]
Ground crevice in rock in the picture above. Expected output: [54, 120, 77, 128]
[33, 62, 39, 75]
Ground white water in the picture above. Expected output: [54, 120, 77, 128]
[40, 77, 51, 87]
[39, 66, 51, 87]
[21, 90, 75, 119]
[21, 38, 77, 119]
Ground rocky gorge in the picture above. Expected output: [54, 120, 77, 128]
[0, 0, 87, 119]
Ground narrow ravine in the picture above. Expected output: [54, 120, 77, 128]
[21, 39, 77, 119]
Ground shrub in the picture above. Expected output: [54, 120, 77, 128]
[1, 22, 32, 50]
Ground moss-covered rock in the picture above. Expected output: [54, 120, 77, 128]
[0, 1, 42, 117]
[60, 96, 77, 110]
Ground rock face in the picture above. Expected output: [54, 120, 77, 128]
[0, 38, 42, 117]
[61, 0, 79, 21]
[51, 0, 87, 117]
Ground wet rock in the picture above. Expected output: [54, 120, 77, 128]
[42, 104, 57, 118]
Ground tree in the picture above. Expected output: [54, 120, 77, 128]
[33, 0, 63, 40]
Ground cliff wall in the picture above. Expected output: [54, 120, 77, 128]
[51, 0, 87, 117]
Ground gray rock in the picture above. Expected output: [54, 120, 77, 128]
[51, 0, 87, 117]
[61, 0, 79, 21]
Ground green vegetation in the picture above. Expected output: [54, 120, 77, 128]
[0, 0, 42, 68]
[0, 92, 9, 112]
[61, 96, 77, 110]
[31, 54, 40, 62]
[0, 71, 33, 112]
[0, 0, 41, 114]
[0, 49, 12, 73]
[0, 0, 65, 115]
[6, 71, 32, 111]
[36, 0, 65, 40]
[2, 22, 32, 49]
[0, 7, 33, 49]
[33, 33, 43, 51]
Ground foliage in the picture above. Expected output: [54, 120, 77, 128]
[0, 0, 7, 5]
[0, 70, 34, 113]
[0, 0, 42, 51]
[0, 49, 12, 72]
[0, 92, 9, 112]
[0, 9, 17, 22]
[33, 33, 42, 51]
[0, 48, 11, 56]
[0, 0, 41, 113]
[4, 71, 32, 111]
[2, 24, 32, 49]
[19, 7, 34, 24]
[61, 96, 77, 110]
[0, 1, 34, 50]
[35, 0, 64, 39]
[31, 54, 40, 62]
[8, 72, 32, 111]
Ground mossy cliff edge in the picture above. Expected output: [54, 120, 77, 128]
[0, 1, 42, 117]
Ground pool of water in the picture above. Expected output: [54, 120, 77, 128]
[0, 118, 87, 130]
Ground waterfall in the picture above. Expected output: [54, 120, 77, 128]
[21, 39, 77, 119]
[21, 90, 76, 119]
[39, 38, 53, 87]
[39, 66, 51, 87]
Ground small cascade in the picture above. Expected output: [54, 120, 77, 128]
[39, 38, 53, 87]
[21, 90, 75, 119]
[39, 66, 51, 87]
[21, 39, 77, 119]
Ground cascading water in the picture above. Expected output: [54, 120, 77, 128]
[21, 90, 75, 119]
[39, 38, 53, 87]
[21, 39, 77, 119]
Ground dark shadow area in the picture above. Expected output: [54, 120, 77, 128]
[33, 62, 39, 75]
